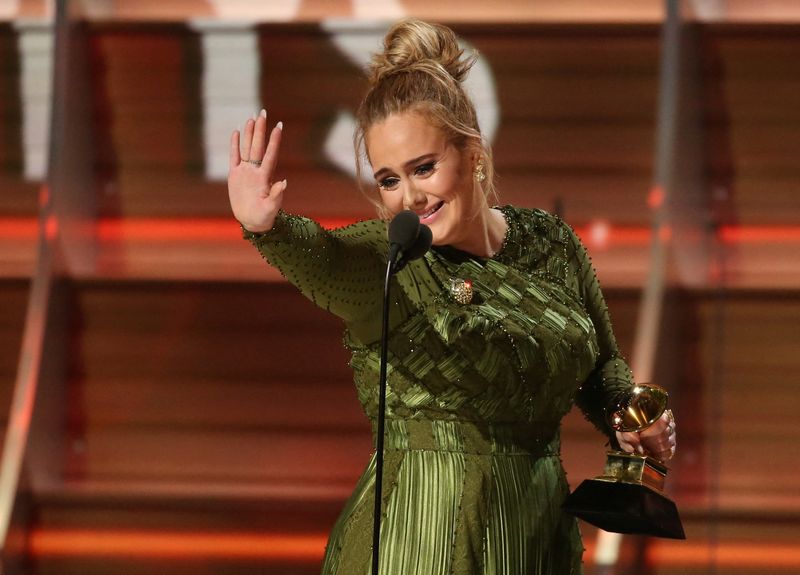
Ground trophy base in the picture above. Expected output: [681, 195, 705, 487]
[562, 478, 686, 539]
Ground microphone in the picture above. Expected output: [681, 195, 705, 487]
[395, 222, 432, 272]
[387, 210, 420, 265]
[388, 210, 431, 270]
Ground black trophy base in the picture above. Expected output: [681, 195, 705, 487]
[563, 478, 686, 540]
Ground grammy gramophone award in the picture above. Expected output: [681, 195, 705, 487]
[562, 384, 686, 539]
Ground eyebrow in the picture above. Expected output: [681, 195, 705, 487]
[373, 153, 438, 180]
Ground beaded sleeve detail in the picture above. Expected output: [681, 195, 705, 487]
[243, 210, 388, 323]
[561, 215, 635, 438]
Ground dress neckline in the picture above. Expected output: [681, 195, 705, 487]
[430, 205, 514, 265]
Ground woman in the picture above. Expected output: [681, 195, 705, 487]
[228, 18, 676, 575]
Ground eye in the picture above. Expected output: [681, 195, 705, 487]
[378, 176, 400, 191]
[414, 162, 436, 176]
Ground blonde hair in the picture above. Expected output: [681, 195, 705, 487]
[354, 18, 496, 217]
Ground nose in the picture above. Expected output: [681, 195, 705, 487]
[403, 183, 427, 211]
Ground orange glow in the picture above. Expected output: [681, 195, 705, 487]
[45, 214, 58, 241]
[574, 225, 651, 247]
[648, 185, 665, 209]
[4, 218, 800, 248]
[95, 217, 358, 242]
[29, 529, 328, 561]
[26, 528, 800, 569]
[588, 219, 611, 249]
[0, 217, 39, 239]
[719, 225, 800, 244]
[648, 540, 800, 568]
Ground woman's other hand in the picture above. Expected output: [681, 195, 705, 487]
[615, 409, 677, 464]
[228, 109, 287, 233]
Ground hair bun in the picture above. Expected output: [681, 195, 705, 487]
[369, 18, 476, 85]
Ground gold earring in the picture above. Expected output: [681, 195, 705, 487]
[474, 162, 486, 183]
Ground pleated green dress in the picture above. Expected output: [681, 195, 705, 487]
[245, 205, 635, 575]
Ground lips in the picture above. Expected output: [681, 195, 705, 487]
[419, 201, 444, 221]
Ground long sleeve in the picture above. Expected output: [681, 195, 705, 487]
[564, 223, 636, 439]
[243, 211, 388, 324]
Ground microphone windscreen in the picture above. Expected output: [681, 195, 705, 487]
[388, 210, 420, 250]
[402, 223, 432, 263]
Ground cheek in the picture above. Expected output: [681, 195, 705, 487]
[440, 165, 470, 202]
[378, 188, 393, 205]
[378, 188, 402, 214]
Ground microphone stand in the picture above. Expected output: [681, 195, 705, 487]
[371, 255, 396, 575]
[369, 212, 429, 575]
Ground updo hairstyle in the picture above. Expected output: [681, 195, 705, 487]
[355, 18, 496, 215]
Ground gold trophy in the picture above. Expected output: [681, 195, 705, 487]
[562, 384, 685, 539]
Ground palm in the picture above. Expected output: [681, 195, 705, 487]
[228, 111, 286, 233]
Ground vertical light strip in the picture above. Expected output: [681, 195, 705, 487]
[191, 1, 303, 181]
[14, 17, 54, 181]
[190, 21, 261, 181]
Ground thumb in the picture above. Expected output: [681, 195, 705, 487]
[616, 431, 644, 455]
[267, 179, 287, 199]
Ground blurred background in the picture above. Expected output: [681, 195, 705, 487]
[1, 0, 799, 573]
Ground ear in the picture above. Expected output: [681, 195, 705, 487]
[470, 146, 485, 170]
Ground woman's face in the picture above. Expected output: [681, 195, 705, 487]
[366, 111, 480, 247]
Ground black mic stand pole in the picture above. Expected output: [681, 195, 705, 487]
[370, 255, 396, 575]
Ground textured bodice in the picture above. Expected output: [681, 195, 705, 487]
[245, 205, 634, 440]
[349, 235, 599, 435]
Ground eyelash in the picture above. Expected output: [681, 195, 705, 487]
[378, 162, 437, 190]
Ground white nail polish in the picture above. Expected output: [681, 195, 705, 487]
[276, 121, 283, 130]
[260, 109, 267, 118]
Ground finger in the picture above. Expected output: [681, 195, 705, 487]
[654, 446, 676, 463]
[267, 179, 287, 201]
[640, 413, 670, 438]
[641, 431, 676, 454]
[262, 121, 284, 178]
[617, 431, 643, 454]
[230, 130, 241, 168]
[250, 109, 268, 161]
[617, 439, 636, 453]
[242, 117, 256, 160]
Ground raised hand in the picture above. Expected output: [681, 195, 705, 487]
[615, 409, 677, 464]
[228, 109, 287, 233]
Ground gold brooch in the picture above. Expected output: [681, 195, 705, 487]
[449, 278, 473, 305]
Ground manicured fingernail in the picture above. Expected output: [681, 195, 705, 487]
[276, 121, 283, 130]
[282, 179, 288, 189]
[260, 109, 267, 118]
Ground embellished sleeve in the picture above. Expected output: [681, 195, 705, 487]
[564, 222, 636, 439]
[242, 211, 387, 323]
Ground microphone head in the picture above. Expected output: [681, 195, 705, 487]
[388, 210, 420, 251]
[403, 223, 432, 261]
[395, 223, 432, 272]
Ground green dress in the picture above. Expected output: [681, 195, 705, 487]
[245, 205, 634, 575]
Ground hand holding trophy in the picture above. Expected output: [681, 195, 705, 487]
[562, 384, 686, 539]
